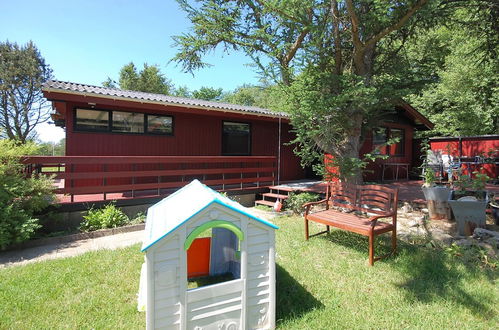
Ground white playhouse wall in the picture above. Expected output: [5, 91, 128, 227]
[145, 201, 276, 330]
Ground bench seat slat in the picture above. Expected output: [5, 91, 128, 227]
[307, 210, 394, 235]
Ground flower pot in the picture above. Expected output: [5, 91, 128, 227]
[448, 190, 488, 236]
[422, 186, 451, 220]
[491, 204, 499, 226]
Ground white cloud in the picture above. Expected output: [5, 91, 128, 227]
[36, 122, 65, 142]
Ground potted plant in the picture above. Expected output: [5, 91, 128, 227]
[421, 168, 451, 220]
[489, 193, 499, 226]
[448, 171, 490, 235]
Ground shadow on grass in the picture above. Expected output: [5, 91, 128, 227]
[276, 263, 323, 323]
[394, 243, 497, 319]
[311, 228, 497, 319]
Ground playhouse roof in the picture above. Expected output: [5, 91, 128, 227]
[141, 180, 278, 252]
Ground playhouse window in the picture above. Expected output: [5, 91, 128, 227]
[75, 109, 109, 132]
[112, 111, 144, 133]
[222, 121, 251, 155]
[186, 225, 242, 289]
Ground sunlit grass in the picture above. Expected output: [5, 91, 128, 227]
[0, 215, 497, 329]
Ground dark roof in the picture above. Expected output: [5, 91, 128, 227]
[43, 80, 287, 118]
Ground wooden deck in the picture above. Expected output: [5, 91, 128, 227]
[270, 180, 499, 206]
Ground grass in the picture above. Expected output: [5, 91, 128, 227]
[1, 215, 498, 329]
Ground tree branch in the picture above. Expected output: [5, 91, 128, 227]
[345, 0, 364, 48]
[365, 0, 429, 48]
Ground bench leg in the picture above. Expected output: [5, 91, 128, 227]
[368, 234, 374, 266]
[326, 225, 330, 234]
[304, 218, 309, 240]
[391, 229, 397, 254]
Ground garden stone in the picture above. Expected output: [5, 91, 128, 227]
[408, 216, 424, 228]
[477, 242, 498, 258]
[455, 238, 474, 248]
[484, 237, 499, 249]
[473, 228, 499, 240]
[431, 230, 454, 246]
[421, 208, 429, 214]
[401, 202, 414, 214]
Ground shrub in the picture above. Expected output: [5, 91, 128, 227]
[285, 192, 320, 214]
[80, 203, 130, 232]
[0, 139, 56, 249]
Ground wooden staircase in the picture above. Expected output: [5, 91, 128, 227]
[255, 186, 291, 209]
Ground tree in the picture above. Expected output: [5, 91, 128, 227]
[173, 0, 432, 182]
[103, 62, 173, 94]
[192, 86, 223, 101]
[36, 138, 65, 156]
[406, 14, 499, 136]
[0, 41, 53, 143]
[222, 84, 273, 107]
[0, 139, 55, 249]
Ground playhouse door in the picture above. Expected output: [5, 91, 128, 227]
[185, 278, 244, 330]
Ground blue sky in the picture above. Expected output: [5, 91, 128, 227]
[0, 1, 261, 142]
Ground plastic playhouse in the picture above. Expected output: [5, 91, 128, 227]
[138, 180, 278, 329]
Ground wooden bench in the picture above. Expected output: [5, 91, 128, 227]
[303, 183, 399, 266]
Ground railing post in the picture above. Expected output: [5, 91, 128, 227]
[103, 164, 107, 201]
[132, 163, 136, 198]
[240, 162, 243, 189]
[70, 163, 74, 203]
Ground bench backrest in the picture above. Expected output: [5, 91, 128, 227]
[327, 183, 398, 216]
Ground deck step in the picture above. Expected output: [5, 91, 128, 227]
[262, 192, 289, 199]
[255, 200, 276, 207]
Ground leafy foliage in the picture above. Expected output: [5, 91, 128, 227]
[406, 12, 499, 136]
[0, 41, 53, 143]
[80, 203, 130, 232]
[0, 139, 55, 249]
[103, 62, 173, 95]
[173, 0, 434, 182]
[285, 192, 320, 214]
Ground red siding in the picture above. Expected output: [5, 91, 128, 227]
[430, 136, 499, 178]
[61, 101, 304, 182]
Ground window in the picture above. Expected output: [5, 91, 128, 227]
[75, 109, 109, 131]
[147, 115, 173, 135]
[372, 127, 405, 156]
[74, 108, 173, 136]
[222, 121, 251, 155]
[389, 128, 405, 156]
[112, 111, 144, 133]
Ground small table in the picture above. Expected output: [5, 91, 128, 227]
[382, 163, 410, 182]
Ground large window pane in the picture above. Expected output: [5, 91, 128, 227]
[390, 128, 405, 156]
[372, 128, 388, 154]
[112, 111, 144, 133]
[75, 109, 109, 131]
[222, 121, 251, 155]
[147, 115, 173, 134]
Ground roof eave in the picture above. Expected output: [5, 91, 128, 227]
[42, 87, 288, 120]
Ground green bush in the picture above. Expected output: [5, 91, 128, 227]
[285, 192, 320, 214]
[0, 139, 56, 249]
[80, 204, 130, 232]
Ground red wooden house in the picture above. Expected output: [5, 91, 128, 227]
[33, 80, 305, 204]
[26, 80, 433, 205]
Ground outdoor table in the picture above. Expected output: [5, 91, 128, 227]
[382, 163, 409, 182]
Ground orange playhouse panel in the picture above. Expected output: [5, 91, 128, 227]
[187, 237, 211, 278]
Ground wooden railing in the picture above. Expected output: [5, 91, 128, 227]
[22, 156, 277, 203]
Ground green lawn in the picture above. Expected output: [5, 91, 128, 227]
[1, 215, 498, 329]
